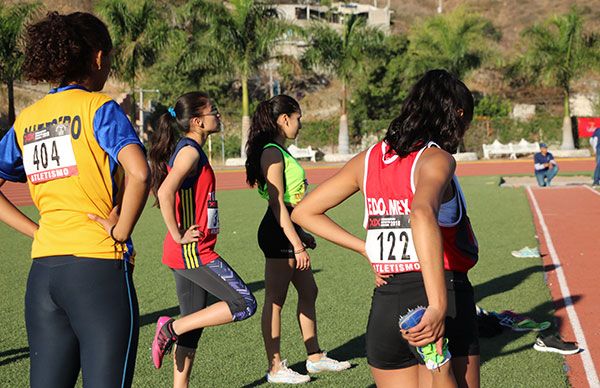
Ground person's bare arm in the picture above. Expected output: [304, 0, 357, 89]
[157, 146, 202, 244]
[292, 153, 365, 254]
[89, 144, 150, 241]
[402, 148, 455, 350]
[0, 178, 38, 238]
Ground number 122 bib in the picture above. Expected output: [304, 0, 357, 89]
[365, 214, 421, 274]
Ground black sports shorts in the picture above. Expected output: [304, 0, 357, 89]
[366, 270, 479, 370]
[257, 206, 305, 259]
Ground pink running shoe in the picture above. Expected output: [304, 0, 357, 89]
[152, 316, 177, 369]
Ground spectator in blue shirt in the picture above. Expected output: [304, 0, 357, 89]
[590, 128, 600, 185]
[534, 143, 558, 187]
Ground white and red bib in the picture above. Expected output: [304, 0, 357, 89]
[363, 141, 478, 274]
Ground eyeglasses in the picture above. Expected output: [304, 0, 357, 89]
[198, 107, 220, 118]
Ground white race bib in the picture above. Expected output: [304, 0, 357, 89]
[207, 199, 219, 235]
[365, 215, 420, 273]
[23, 122, 78, 184]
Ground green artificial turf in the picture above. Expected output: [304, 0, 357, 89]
[0, 176, 569, 387]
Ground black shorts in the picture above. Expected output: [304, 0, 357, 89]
[257, 206, 305, 259]
[366, 271, 479, 370]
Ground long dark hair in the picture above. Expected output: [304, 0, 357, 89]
[148, 92, 211, 205]
[245, 95, 301, 187]
[22, 12, 112, 84]
[384, 69, 474, 156]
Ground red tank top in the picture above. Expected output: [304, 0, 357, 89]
[363, 141, 478, 274]
[162, 138, 220, 269]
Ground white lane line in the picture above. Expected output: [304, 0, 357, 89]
[584, 185, 600, 197]
[526, 186, 599, 388]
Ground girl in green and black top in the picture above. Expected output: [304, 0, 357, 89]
[245, 95, 350, 384]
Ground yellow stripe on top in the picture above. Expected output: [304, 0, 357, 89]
[180, 187, 201, 269]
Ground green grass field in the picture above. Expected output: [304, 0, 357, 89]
[0, 176, 570, 387]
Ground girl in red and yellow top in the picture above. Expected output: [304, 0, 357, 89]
[292, 70, 481, 388]
[148, 92, 256, 387]
[0, 12, 148, 388]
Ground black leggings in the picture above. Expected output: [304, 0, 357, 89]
[25, 256, 139, 388]
[173, 256, 257, 348]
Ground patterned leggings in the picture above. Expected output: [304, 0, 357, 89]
[172, 256, 257, 348]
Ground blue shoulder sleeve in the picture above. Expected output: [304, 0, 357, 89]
[0, 128, 26, 182]
[93, 101, 145, 164]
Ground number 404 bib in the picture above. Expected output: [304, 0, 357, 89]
[23, 122, 78, 184]
[365, 214, 422, 274]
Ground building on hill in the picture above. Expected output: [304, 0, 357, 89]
[273, 1, 392, 33]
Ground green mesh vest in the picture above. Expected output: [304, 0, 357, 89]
[258, 143, 307, 205]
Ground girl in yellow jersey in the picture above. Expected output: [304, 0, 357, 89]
[245, 95, 350, 384]
[0, 12, 149, 388]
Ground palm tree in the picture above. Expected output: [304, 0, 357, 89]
[143, 0, 227, 101]
[405, 6, 500, 81]
[303, 14, 384, 154]
[0, 2, 39, 127]
[98, 0, 168, 123]
[207, 0, 289, 158]
[512, 7, 600, 150]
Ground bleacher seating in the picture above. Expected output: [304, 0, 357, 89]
[288, 144, 317, 162]
[482, 139, 540, 159]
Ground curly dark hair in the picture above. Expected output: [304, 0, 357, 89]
[22, 12, 112, 84]
[384, 69, 474, 156]
[245, 95, 301, 187]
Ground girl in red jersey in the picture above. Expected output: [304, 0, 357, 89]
[292, 70, 480, 388]
[148, 92, 256, 388]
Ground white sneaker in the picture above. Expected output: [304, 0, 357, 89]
[266, 360, 310, 384]
[306, 352, 351, 374]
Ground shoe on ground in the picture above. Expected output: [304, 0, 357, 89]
[306, 352, 351, 373]
[511, 246, 541, 258]
[533, 334, 580, 355]
[151, 316, 178, 369]
[267, 360, 310, 384]
[512, 318, 551, 332]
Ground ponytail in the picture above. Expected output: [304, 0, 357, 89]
[148, 112, 180, 205]
[245, 95, 300, 187]
[148, 91, 211, 206]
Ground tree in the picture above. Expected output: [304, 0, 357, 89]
[303, 15, 384, 154]
[350, 33, 409, 131]
[0, 2, 39, 127]
[511, 7, 600, 149]
[143, 0, 229, 102]
[98, 0, 168, 124]
[207, 0, 289, 158]
[405, 6, 500, 81]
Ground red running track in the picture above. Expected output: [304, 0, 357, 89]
[527, 186, 600, 388]
[1, 158, 595, 206]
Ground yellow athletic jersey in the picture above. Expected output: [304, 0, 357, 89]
[0, 85, 144, 260]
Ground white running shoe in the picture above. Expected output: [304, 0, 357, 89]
[306, 352, 351, 374]
[266, 360, 310, 384]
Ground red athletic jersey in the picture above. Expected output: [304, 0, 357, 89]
[162, 138, 220, 269]
[363, 141, 478, 274]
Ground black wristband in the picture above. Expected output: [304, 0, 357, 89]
[110, 224, 126, 243]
